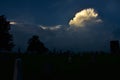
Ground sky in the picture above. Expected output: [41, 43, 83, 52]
[0, 0, 120, 52]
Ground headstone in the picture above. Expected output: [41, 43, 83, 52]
[110, 40, 119, 54]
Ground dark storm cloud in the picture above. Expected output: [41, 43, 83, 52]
[10, 20, 117, 52]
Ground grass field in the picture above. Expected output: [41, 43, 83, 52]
[0, 52, 120, 80]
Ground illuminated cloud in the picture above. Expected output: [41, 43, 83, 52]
[39, 25, 62, 30]
[10, 21, 62, 31]
[10, 21, 17, 25]
[69, 8, 102, 27]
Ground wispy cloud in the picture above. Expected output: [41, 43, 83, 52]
[10, 21, 17, 25]
[39, 25, 62, 30]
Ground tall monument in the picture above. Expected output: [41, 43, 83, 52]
[13, 58, 22, 80]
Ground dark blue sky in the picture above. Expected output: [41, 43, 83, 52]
[0, 0, 119, 25]
[0, 0, 120, 52]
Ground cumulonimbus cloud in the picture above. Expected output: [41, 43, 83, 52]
[69, 8, 102, 27]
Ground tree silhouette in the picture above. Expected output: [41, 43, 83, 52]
[0, 15, 14, 52]
[27, 35, 48, 54]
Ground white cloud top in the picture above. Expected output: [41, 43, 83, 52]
[69, 8, 102, 27]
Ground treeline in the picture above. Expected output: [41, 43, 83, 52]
[0, 15, 48, 53]
[1, 51, 120, 63]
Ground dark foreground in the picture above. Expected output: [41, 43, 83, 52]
[0, 52, 120, 80]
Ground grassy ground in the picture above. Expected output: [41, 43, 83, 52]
[0, 52, 120, 80]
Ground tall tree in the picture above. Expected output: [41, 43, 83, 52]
[27, 35, 48, 54]
[0, 15, 14, 51]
